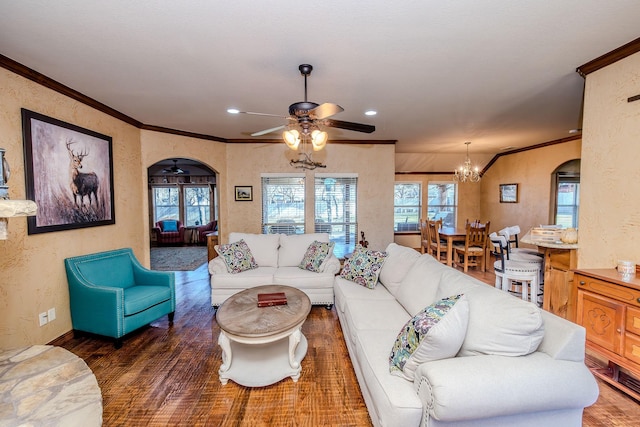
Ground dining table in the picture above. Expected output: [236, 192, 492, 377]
[438, 226, 468, 266]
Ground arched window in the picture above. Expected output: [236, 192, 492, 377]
[551, 159, 580, 228]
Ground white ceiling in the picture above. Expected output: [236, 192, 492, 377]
[1, 1, 639, 170]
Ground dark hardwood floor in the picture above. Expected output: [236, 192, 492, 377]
[50, 260, 639, 426]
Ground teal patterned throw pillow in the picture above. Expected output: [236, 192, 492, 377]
[299, 240, 335, 272]
[389, 294, 469, 381]
[215, 239, 258, 274]
[339, 245, 387, 289]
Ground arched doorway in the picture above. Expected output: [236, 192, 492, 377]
[147, 158, 218, 271]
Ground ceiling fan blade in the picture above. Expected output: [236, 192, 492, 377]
[238, 111, 289, 118]
[309, 103, 344, 120]
[251, 125, 286, 137]
[324, 119, 375, 134]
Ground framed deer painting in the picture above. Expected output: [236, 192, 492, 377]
[21, 109, 115, 234]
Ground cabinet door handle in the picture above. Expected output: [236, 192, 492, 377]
[579, 281, 586, 286]
[617, 328, 622, 334]
[637, 297, 640, 304]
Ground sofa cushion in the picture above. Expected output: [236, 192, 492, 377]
[389, 294, 469, 381]
[354, 329, 424, 427]
[394, 255, 447, 316]
[378, 243, 421, 295]
[436, 269, 545, 357]
[279, 233, 330, 267]
[298, 240, 335, 272]
[229, 232, 280, 267]
[334, 276, 396, 315]
[340, 246, 388, 289]
[161, 220, 178, 232]
[273, 266, 336, 290]
[123, 285, 172, 316]
[215, 239, 258, 274]
[210, 266, 276, 288]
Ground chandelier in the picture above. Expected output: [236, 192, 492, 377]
[284, 122, 328, 170]
[453, 141, 481, 183]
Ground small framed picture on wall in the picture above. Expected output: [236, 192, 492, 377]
[235, 186, 253, 201]
[499, 183, 518, 203]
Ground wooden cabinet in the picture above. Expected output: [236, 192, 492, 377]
[575, 269, 640, 400]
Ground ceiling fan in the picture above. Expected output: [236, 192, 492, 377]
[161, 159, 189, 175]
[233, 64, 376, 139]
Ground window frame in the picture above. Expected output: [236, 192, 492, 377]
[315, 173, 358, 258]
[393, 182, 422, 233]
[427, 181, 458, 228]
[261, 174, 306, 235]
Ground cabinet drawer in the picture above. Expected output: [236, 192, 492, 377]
[624, 332, 640, 366]
[627, 306, 640, 336]
[575, 274, 640, 308]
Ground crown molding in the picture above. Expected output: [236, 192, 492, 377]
[577, 36, 640, 77]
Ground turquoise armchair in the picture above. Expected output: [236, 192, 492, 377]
[64, 248, 175, 348]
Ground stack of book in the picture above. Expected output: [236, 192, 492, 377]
[257, 292, 288, 307]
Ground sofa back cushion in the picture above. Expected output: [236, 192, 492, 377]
[279, 233, 330, 267]
[436, 269, 545, 357]
[76, 253, 135, 288]
[378, 243, 421, 295]
[394, 255, 448, 315]
[229, 232, 280, 267]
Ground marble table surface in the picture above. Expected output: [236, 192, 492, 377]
[0, 345, 102, 426]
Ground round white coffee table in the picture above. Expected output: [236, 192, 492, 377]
[215, 284, 311, 387]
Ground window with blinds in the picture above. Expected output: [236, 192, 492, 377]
[261, 175, 305, 235]
[315, 174, 358, 258]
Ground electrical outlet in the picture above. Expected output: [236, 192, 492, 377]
[38, 312, 48, 326]
[48, 308, 56, 322]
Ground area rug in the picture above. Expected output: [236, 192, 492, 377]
[150, 246, 207, 271]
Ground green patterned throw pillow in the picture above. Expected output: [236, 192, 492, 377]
[215, 239, 258, 274]
[299, 240, 335, 272]
[389, 294, 469, 381]
[339, 245, 387, 289]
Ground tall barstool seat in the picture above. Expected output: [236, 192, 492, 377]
[489, 232, 543, 306]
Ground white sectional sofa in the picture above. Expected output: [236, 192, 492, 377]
[335, 243, 599, 427]
[208, 232, 340, 307]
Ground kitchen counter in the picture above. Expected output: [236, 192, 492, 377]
[521, 232, 578, 320]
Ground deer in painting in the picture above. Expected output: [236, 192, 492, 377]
[66, 139, 99, 208]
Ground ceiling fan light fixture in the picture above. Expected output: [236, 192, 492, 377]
[283, 129, 300, 150]
[311, 129, 328, 151]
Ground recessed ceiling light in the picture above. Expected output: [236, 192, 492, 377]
[568, 128, 582, 134]
[501, 146, 516, 151]
[364, 110, 377, 116]
[227, 108, 240, 114]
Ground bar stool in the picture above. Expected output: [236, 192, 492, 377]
[489, 233, 542, 306]
[499, 226, 542, 258]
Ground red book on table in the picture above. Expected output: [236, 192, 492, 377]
[257, 292, 288, 307]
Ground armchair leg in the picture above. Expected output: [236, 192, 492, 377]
[168, 312, 175, 323]
[114, 338, 123, 349]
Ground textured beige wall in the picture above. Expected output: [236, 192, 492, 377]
[0, 69, 144, 348]
[478, 140, 582, 247]
[580, 52, 640, 268]
[225, 143, 395, 251]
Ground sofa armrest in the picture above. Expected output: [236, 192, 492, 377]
[320, 254, 341, 275]
[536, 310, 587, 362]
[413, 352, 598, 422]
[209, 256, 228, 275]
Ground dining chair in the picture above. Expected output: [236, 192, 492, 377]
[427, 219, 448, 263]
[419, 218, 430, 254]
[453, 221, 490, 272]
